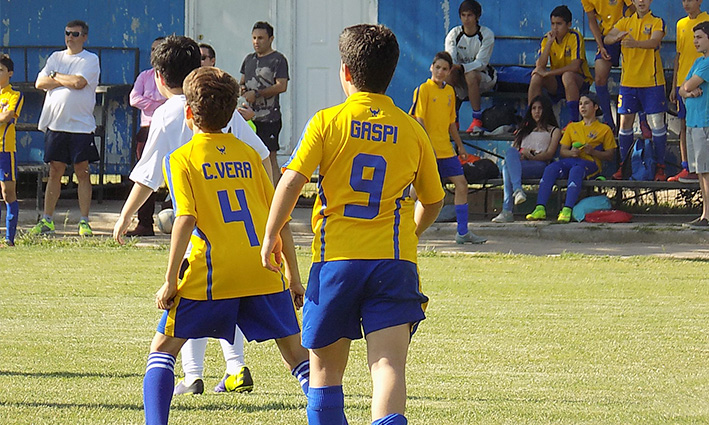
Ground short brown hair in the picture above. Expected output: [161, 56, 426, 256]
[183, 67, 238, 132]
[339, 24, 399, 93]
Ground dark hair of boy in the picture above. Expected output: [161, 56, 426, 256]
[433, 51, 453, 67]
[459, 0, 482, 19]
[513, 94, 559, 149]
[66, 20, 89, 34]
[694, 21, 709, 37]
[339, 24, 399, 94]
[154, 36, 166, 43]
[0, 54, 14, 73]
[550, 5, 572, 23]
[150, 35, 201, 89]
[252, 21, 274, 38]
[183, 67, 239, 132]
[199, 43, 216, 60]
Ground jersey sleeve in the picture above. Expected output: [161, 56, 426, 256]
[411, 122, 445, 205]
[38, 52, 57, 78]
[559, 125, 573, 147]
[5, 91, 24, 118]
[569, 31, 584, 62]
[163, 151, 196, 218]
[77, 54, 100, 88]
[601, 126, 617, 150]
[651, 17, 666, 35]
[693, 58, 709, 83]
[283, 112, 323, 180]
[448, 86, 456, 124]
[580, 0, 594, 13]
[130, 107, 170, 191]
[464, 28, 495, 73]
[275, 54, 289, 80]
[409, 84, 426, 119]
[444, 28, 459, 62]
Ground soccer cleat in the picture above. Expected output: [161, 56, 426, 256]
[683, 217, 709, 228]
[525, 205, 546, 221]
[611, 165, 624, 180]
[491, 210, 514, 223]
[668, 168, 699, 183]
[455, 231, 487, 244]
[513, 188, 527, 205]
[214, 366, 254, 393]
[557, 207, 572, 223]
[173, 378, 204, 395]
[466, 118, 484, 134]
[653, 164, 666, 182]
[29, 218, 55, 235]
[78, 219, 93, 236]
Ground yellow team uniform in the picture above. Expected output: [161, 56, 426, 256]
[676, 11, 709, 87]
[285, 91, 445, 264]
[560, 120, 617, 171]
[0, 85, 24, 153]
[163, 132, 286, 300]
[614, 12, 666, 87]
[581, 0, 633, 36]
[540, 28, 594, 85]
[409, 79, 456, 159]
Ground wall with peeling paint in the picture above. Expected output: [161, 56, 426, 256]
[0, 0, 184, 174]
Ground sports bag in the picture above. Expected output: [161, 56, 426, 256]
[621, 138, 655, 181]
[462, 158, 500, 183]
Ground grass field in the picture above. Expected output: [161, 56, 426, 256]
[0, 239, 707, 424]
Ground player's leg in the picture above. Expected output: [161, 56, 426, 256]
[438, 157, 486, 244]
[215, 326, 252, 393]
[73, 160, 93, 234]
[173, 338, 208, 395]
[614, 86, 640, 179]
[274, 332, 310, 394]
[464, 70, 484, 132]
[0, 152, 18, 246]
[308, 339, 352, 425]
[561, 71, 584, 122]
[686, 127, 709, 221]
[670, 90, 695, 181]
[559, 159, 597, 222]
[641, 86, 669, 181]
[40, 130, 68, 224]
[367, 324, 410, 424]
[144, 333, 187, 425]
[594, 58, 615, 130]
[527, 160, 569, 220]
[44, 160, 66, 218]
[527, 72, 547, 105]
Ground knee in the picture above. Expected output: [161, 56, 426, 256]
[465, 70, 481, 84]
[48, 162, 66, 178]
[505, 147, 518, 158]
[73, 165, 92, 182]
[646, 113, 666, 131]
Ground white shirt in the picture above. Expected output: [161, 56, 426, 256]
[37, 49, 100, 133]
[130, 94, 269, 191]
[444, 25, 495, 74]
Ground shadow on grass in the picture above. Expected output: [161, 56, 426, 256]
[0, 369, 143, 379]
[1, 400, 304, 413]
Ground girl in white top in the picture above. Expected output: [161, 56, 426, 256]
[492, 95, 561, 222]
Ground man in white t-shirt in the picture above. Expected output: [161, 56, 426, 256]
[31, 20, 100, 236]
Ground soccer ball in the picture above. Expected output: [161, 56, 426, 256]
[156, 208, 174, 234]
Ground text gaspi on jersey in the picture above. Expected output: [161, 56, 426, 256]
[350, 120, 398, 144]
[202, 161, 253, 180]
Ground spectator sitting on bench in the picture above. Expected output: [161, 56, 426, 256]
[492, 95, 561, 223]
[528, 5, 593, 124]
[526, 94, 616, 223]
[444, 0, 496, 134]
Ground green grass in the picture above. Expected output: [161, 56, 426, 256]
[0, 243, 707, 424]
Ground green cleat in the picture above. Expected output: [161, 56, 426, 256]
[557, 207, 572, 223]
[215, 366, 254, 393]
[29, 218, 55, 235]
[78, 219, 93, 236]
[525, 205, 546, 221]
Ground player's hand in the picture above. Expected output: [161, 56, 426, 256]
[238, 103, 255, 121]
[458, 152, 468, 162]
[689, 87, 703, 98]
[532, 68, 548, 78]
[260, 234, 283, 273]
[599, 46, 611, 61]
[669, 87, 677, 103]
[155, 281, 177, 310]
[620, 33, 635, 48]
[113, 215, 130, 245]
[545, 30, 556, 41]
[243, 90, 257, 104]
[616, 31, 630, 43]
[289, 280, 305, 310]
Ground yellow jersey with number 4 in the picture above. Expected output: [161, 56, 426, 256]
[285, 91, 445, 264]
[164, 132, 286, 300]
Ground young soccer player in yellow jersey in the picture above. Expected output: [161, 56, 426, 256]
[528, 5, 593, 123]
[605, 0, 668, 181]
[582, 0, 634, 131]
[262, 24, 445, 425]
[669, 0, 709, 182]
[142, 67, 309, 425]
[410, 51, 486, 244]
[0, 55, 23, 247]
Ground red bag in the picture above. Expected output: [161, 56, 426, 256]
[583, 210, 633, 223]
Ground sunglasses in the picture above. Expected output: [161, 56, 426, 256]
[65, 30, 83, 37]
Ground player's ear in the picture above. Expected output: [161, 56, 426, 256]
[342, 62, 353, 82]
[185, 103, 194, 120]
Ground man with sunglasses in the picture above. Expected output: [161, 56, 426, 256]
[32, 20, 100, 236]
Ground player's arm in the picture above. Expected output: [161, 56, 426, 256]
[414, 200, 444, 237]
[38, 73, 88, 90]
[464, 30, 494, 73]
[278, 222, 304, 309]
[622, 30, 663, 49]
[560, 142, 577, 158]
[156, 214, 195, 310]
[245, 77, 288, 103]
[535, 34, 554, 69]
[262, 169, 309, 272]
[113, 182, 155, 244]
[0, 94, 20, 123]
[583, 144, 615, 162]
[586, 10, 611, 60]
[449, 122, 467, 161]
[604, 28, 628, 45]
[534, 127, 561, 162]
[545, 58, 583, 77]
[444, 29, 462, 73]
[670, 53, 680, 103]
[680, 75, 706, 98]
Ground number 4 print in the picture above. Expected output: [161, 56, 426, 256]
[217, 189, 260, 246]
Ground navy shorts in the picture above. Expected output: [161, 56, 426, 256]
[254, 120, 282, 152]
[0, 151, 16, 181]
[437, 156, 464, 179]
[302, 259, 428, 349]
[157, 289, 301, 344]
[549, 75, 590, 103]
[675, 87, 686, 119]
[43, 130, 100, 164]
[595, 42, 621, 67]
[617, 85, 667, 115]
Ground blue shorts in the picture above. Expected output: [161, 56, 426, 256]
[0, 151, 16, 181]
[675, 87, 686, 119]
[44, 130, 100, 164]
[548, 75, 590, 103]
[157, 289, 301, 344]
[617, 85, 667, 115]
[437, 156, 464, 179]
[302, 259, 428, 349]
[595, 42, 621, 67]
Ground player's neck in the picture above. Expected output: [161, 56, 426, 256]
[431, 77, 444, 87]
[582, 116, 596, 125]
[688, 10, 701, 19]
[636, 10, 649, 19]
[256, 48, 275, 57]
[66, 47, 84, 55]
[463, 22, 479, 36]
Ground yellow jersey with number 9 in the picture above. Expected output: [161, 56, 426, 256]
[164, 132, 286, 300]
[285, 92, 445, 264]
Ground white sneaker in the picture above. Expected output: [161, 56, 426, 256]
[455, 231, 487, 244]
[491, 210, 514, 223]
[513, 189, 527, 205]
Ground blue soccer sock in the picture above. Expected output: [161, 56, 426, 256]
[595, 84, 614, 129]
[454, 204, 468, 236]
[618, 128, 634, 161]
[307, 385, 348, 425]
[372, 413, 408, 425]
[652, 126, 667, 165]
[682, 161, 689, 171]
[472, 109, 482, 122]
[143, 352, 176, 425]
[291, 359, 310, 396]
[567, 100, 579, 122]
[6, 201, 18, 244]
